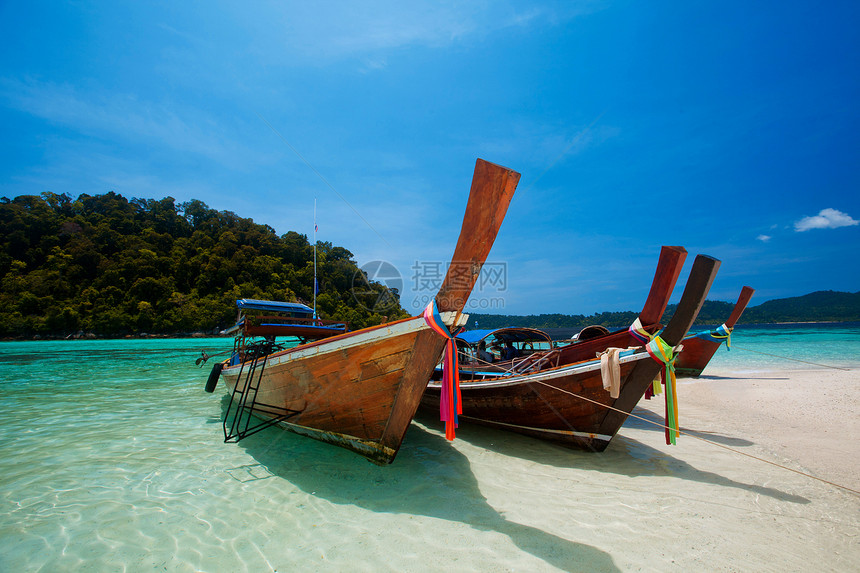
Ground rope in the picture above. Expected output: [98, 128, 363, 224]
[731, 346, 852, 371]
[692, 323, 732, 348]
[196, 348, 233, 366]
[531, 379, 860, 497]
[449, 336, 856, 492]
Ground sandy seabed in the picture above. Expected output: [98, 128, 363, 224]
[3, 366, 858, 572]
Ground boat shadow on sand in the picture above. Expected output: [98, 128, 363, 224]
[435, 409, 810, 505]
[221, 398, 621, 572]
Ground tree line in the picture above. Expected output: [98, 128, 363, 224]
[467, 290, 860, 330]
[0, 192, 408, 338]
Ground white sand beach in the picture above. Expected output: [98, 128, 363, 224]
[394, 365, 860, 572]
[671, 367, 860, 494]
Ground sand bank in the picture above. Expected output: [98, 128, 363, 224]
[670, 367, 860, 493]
[395, 365, 860, 572]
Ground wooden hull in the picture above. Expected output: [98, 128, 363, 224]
[673, 340, 719, 378]
[423, 352, 649, 451]
[675, 286, 755, 377]
[221, 316, 446, 464]
[212, 158, 521, 464]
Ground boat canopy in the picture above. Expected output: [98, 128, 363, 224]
[226, 298, 347, 340]
[236, 299, 313, 315]
[457, 327, 552, 346]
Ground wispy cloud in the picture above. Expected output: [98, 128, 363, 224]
[757, 234, 772, 242]
[0, 77, 260, 169]
[794, 208, 859, 232]
[229, 2, 597, 67]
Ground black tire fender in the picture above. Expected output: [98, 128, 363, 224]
[204, 362, 223, 393]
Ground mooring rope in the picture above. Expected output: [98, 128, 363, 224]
[532, 379, 860, 496]
[195, 349, 233, 366]
[730, 346, 852, 371]
[443, 339, 857, 493]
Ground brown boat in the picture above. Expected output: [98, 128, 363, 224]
[421, 254, 720, 452]
[429, 245, 687, 379]
[205, 159, 520, 464]
[531, 245, 687, 368]
[674, 285, 755, 377]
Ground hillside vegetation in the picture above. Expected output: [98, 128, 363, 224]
[0, 192, 407, 338]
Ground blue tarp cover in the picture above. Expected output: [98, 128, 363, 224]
[457, 329, 497, 344]
[236, 299, 313, 314]
[457, 327, 552, 345]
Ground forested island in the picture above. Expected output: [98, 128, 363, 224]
[2, 191, 858, 339]
[0, 192, 407, 338]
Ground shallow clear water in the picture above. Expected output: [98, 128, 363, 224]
[697, 322, 860, 373]
[0, 327, 857, 571]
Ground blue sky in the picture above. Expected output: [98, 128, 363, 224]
[2, 1, 858, 315]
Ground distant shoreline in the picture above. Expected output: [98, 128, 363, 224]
[1, 332, 230, 342]
[3, 320, 859, 342]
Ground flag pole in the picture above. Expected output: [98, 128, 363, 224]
[313, 198, 317, 320]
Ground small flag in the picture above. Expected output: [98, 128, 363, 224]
[314, 223, 318, 232]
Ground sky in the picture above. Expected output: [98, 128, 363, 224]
[2, 1, 858, 316]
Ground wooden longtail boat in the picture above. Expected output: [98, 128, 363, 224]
[528, 245, 687, 368]
[429, 245, 687, 381]
[674, 286, 755, 377]
[205, 159, 520, 464]
[421, 254, 720, 451]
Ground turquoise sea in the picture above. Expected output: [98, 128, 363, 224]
[692, 322, 860, 374]
[1, 324, 858, 571]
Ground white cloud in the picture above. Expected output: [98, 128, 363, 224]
[757, 234, 772, 242]
[794, 208, 859, 232]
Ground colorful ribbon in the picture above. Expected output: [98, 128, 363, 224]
[423, 300, 462, 440]
[693, 323, 732, 349]
[628, 317, 653, 345]
[646, 336, 680, 445]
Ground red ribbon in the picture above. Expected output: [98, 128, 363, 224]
[423, 301, 462, 440]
